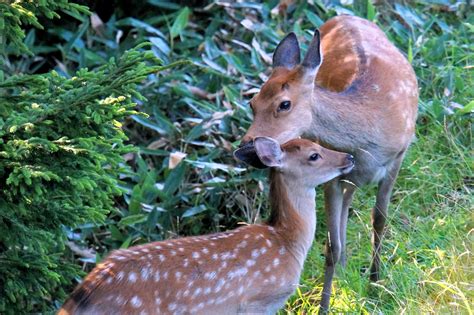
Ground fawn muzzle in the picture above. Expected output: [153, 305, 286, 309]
[234, 140, 267, 169]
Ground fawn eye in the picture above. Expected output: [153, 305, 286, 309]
[277, 101, 291, 112]
[309, 153, 320, 161]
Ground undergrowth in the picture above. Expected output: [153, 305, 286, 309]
[1, 0, 472, 312]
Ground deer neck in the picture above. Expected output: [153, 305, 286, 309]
[268, 170, 316, 265]
[309, 86, 368, 151]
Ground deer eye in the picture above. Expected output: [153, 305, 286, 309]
[277, 101, 291, 112]
[309, 153, 320, 161]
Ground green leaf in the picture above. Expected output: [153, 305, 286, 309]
[170, 7, 191, 39]
[131, 115, 167, 135]
[457, 100, 474, 115]
[119, 214, 148, 227]
[304, 10, 324, 28]
[109, 225, 124, 241]
[163, 162, 186, 195]
[367, 0, 376, 21]
[182, 205, 207, 218]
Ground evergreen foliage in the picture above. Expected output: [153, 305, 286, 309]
[0, 1, 181, 312]
[0, 0, 89, 55]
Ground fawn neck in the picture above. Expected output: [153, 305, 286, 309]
[268, 169, 316, 265]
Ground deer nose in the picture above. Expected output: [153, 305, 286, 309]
[347, 154, 355, 164]
[240, 137, 254, 147]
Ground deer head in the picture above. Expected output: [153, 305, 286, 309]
[240, 31, 323, 167]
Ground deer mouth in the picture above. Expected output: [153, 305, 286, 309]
[233, 141, 267, 169]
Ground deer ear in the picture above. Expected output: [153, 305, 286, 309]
[273, 33, 301, 69]
[301, 29, 322, 78]
[254, 137, 283, 168]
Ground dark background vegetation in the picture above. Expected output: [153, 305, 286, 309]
[1, 0, 472, 313]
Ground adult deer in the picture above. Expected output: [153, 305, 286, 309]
[59, 137, 354, 315]
[238, 15, 418, 311]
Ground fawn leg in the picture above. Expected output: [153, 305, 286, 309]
[319, 179, 343, 313]
[370, 153, 404, 281]
[339, 184, 356, 267]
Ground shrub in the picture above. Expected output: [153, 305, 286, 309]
[0, 1, 175, 312]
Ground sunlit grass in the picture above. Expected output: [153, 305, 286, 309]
[282, 119, 473, 314]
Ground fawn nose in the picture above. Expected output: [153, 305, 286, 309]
[347, 154, 355, 164]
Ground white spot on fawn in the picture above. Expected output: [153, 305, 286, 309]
[159, 254, 165, 262]
[237, 240, 248, 249]
[154, 271, 160, 282]
[228, 267, 248, 279]
[246, 260, 256, 267]
[168, 303, 177, 311]
[193, 287, 202, 297]
[221, 252, 231, 260]
[279, 246, 286, 255]
[214, 279, 225, 292]
[204, 271, 217, 280]
[130, 296, 142, 308]
[115, 295, 124, 305]
[273, 258, 280, 266]
[206, 298, 215, 305]
[117, 271, 125, 281]
[251, 249, 260, 258]
[192, 252, 200, 259]
[140, 268, 150, 281]
[202, 247, 209, 254]
[266, 239, 272, 247]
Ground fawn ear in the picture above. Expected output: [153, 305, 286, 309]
[254, 137, 283, 168]
[300, 29, 322, 79]
[273, 32, 301, 69]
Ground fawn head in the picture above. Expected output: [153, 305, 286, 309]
[235, 137, 354, 187]
[241, 31, 323, 147]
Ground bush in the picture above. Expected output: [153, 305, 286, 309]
[0, 1, 174, 312]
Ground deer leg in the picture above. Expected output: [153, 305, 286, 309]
[339, 184, 356, 267]
[319, 179, 343, 313]
[370, 153, 404, 281]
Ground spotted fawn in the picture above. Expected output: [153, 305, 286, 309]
[59, 137, 354, 315]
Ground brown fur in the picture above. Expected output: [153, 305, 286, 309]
[240, 15, 418, 312]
